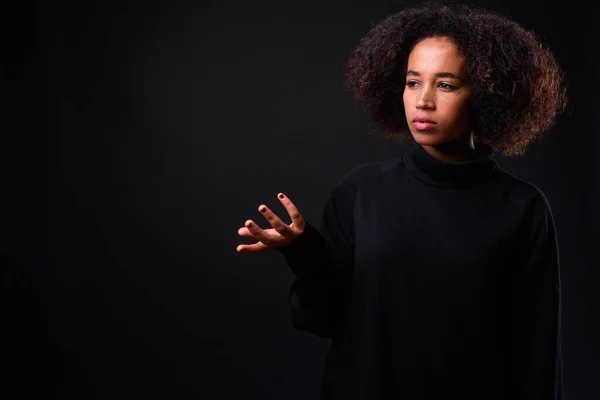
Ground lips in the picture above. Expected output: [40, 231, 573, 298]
[413, 117, 436, 131]
[413, 117, 436, 124]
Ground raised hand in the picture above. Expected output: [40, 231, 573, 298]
[236, 193, 306, 254]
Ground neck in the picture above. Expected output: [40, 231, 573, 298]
[402, 136, 497, 189]
[420, 134, 477, 162]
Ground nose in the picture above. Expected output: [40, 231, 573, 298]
[416, 86, 435, 110]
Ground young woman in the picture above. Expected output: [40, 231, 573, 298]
[236, 2, 566, 399]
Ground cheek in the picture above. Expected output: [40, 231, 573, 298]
[440, 97, 470, 125]
[454, 99, 472, 125]
[402, 89, 413, 111]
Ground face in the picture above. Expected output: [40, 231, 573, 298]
[403, 36, 472, 148]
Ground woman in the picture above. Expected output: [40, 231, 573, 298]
[236, 2, 566, 399]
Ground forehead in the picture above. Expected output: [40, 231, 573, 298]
[407, 36, 465, 71]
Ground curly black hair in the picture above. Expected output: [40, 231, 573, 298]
[345, 1, 567, 156]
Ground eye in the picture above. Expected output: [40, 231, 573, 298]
[438, 82, 453, 90]
[406, 81, 418, 88]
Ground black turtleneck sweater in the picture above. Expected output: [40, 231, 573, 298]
[276, 139, 562, 400]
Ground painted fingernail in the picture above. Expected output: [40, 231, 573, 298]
[279, 194, 284, 199]
[259, 207, 266, 213]
[247, 222, 252, 228]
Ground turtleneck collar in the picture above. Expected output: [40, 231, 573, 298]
[402, 139, 498, 189]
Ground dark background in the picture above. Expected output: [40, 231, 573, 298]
[2, 0, 599, 399]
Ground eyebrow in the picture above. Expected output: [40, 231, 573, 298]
[406, 70, 463, 81]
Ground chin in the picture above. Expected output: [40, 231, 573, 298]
[411, 129, 469, 146]
[410, 131, 448, 146]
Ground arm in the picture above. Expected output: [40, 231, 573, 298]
[511, 197, 563, 399]
[276, 178, 356, 339]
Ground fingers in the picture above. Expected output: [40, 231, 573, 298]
[236, 224, 270, 254]
[236, 241, 268, 254]
[236, 221, 270, 254]
[256, 204, 296, 240]
[277, 193, 305, 232]
[237, 226, 253, 238]
[236, 193, 304, 254]
[241, 219, 279, 246]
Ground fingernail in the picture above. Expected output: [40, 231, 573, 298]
[259, 207, 266, 213]
[247, 222, 252, 228]
[279, 194, 284, 199]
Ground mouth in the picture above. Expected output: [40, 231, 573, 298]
[413, 118, 436, 131]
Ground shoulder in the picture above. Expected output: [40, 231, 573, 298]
[496, 167, 549, 207]
[332, 156, 402, 193]
[492, 166, 553, 213]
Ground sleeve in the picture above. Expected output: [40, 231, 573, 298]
[275, 173, 357, 339]
[510, 196, 563, 400]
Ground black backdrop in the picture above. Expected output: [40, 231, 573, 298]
[2, 0, 599, 399]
